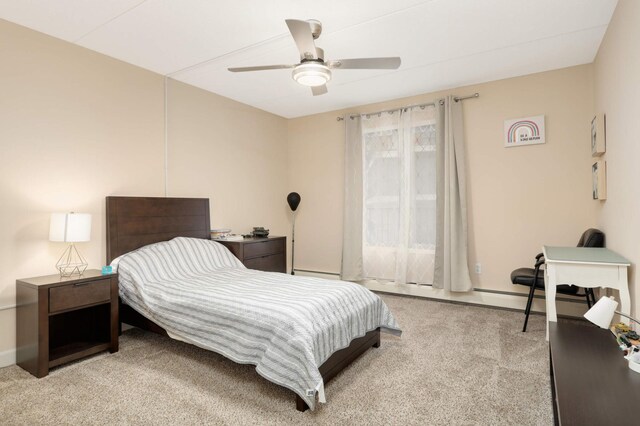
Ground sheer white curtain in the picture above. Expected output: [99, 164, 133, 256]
[342, 105, 436, 285]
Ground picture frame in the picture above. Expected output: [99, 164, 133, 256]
[592, 160, 607, 200]
[591, 114, 606, 157]
[504, 115, 545, 147]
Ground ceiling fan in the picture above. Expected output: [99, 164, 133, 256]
[228, 19, 401, 96]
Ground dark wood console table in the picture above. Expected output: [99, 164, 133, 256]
[549, 321, 640, 425]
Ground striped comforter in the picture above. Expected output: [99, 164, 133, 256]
[115, 237, 401, 409]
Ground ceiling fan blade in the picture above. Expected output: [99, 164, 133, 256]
[311, 84, 328, 96]
[228, 64, 294, 72]
[285, 19, 318, 60]
[327, 57, 401, 70]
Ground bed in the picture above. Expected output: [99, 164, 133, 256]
[106, 196, 400, 411]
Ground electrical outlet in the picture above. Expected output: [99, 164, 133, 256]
[475, 263, 482, 274]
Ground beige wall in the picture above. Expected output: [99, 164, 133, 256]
[167, 80, 288, 239]
[0, 20, 288, 363]
[594, 0, 640, 316]
[288, 65, 599, 297]
[0, 19, 166, 360]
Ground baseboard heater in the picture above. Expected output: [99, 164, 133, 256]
[294, 269, 589, 318]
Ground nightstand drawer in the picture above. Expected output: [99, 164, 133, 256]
[243, 239, 285, 259]
[49, 279, 111, 313]
[244, 253, 286, 273]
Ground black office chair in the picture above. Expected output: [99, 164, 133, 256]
[511, 228, 604, 332]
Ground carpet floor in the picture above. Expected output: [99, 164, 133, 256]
[0, 294, 554, 425]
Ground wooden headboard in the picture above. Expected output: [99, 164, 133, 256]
[106, 196, 210, 264]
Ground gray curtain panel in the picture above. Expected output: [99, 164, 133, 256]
[341, 115, 364, 281]
[433, 96, 473, 291]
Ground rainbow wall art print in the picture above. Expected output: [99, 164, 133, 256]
[504, 115, 545, 147]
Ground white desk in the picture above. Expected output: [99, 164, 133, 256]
[543, 246, 631, 340]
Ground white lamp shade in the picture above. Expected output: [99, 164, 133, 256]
[584, 296, 619, 329]
[49, 213, 91, 242]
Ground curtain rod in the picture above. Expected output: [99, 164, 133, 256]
[336, 92, 479, 121]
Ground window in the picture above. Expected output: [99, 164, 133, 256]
[343, 97, 472, 291]
[360, 107, 436, 284]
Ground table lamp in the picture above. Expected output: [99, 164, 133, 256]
[49, 212, 91, 277]
[584, 296, 640, 373]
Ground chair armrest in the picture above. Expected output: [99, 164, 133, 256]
[534, 258, 545, 269]
[535, 252, 544, 260]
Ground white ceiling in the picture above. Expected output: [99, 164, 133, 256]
[0, 0, 618, 118]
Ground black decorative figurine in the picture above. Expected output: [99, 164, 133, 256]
[287, 192, 301, 275]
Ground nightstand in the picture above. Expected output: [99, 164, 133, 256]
[16, 270, 119, 378]
[216, 236, 286, 273]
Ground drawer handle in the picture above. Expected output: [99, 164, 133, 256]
[73, 282, 93, 287]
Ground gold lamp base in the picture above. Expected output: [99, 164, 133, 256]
[56, 243, 88, 277]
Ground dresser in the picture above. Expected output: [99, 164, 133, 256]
[216, 236, 286, 273]
[16, 270, 119, 377]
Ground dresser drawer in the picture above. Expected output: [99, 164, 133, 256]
[243, 238, 285, 259]
[49, 279, 111, 313]
[244, 253, 286, 273]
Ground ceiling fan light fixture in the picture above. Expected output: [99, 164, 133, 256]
[292, 63, 331, 87]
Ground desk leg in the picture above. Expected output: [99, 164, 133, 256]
[545, 263, 558, 341]
[619, 266, 631, 325]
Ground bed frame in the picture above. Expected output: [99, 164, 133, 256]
[105, 196, 380, 411]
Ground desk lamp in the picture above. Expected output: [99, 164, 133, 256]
[585, 296, 640, 373]
[49, 212, 91, 277]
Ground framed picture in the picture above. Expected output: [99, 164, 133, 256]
[592, 160, 607, 200]
[504, 115, 545, 147]
[591, 114, 606, 156]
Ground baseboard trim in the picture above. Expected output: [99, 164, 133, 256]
[293, 269, 340, 279]
[0, 271, 587, 370]
[294, 270, 589, 318]
[0, 304, 16, 368]
[0, 303, 16, 312]
[0, 348, 16, 368]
